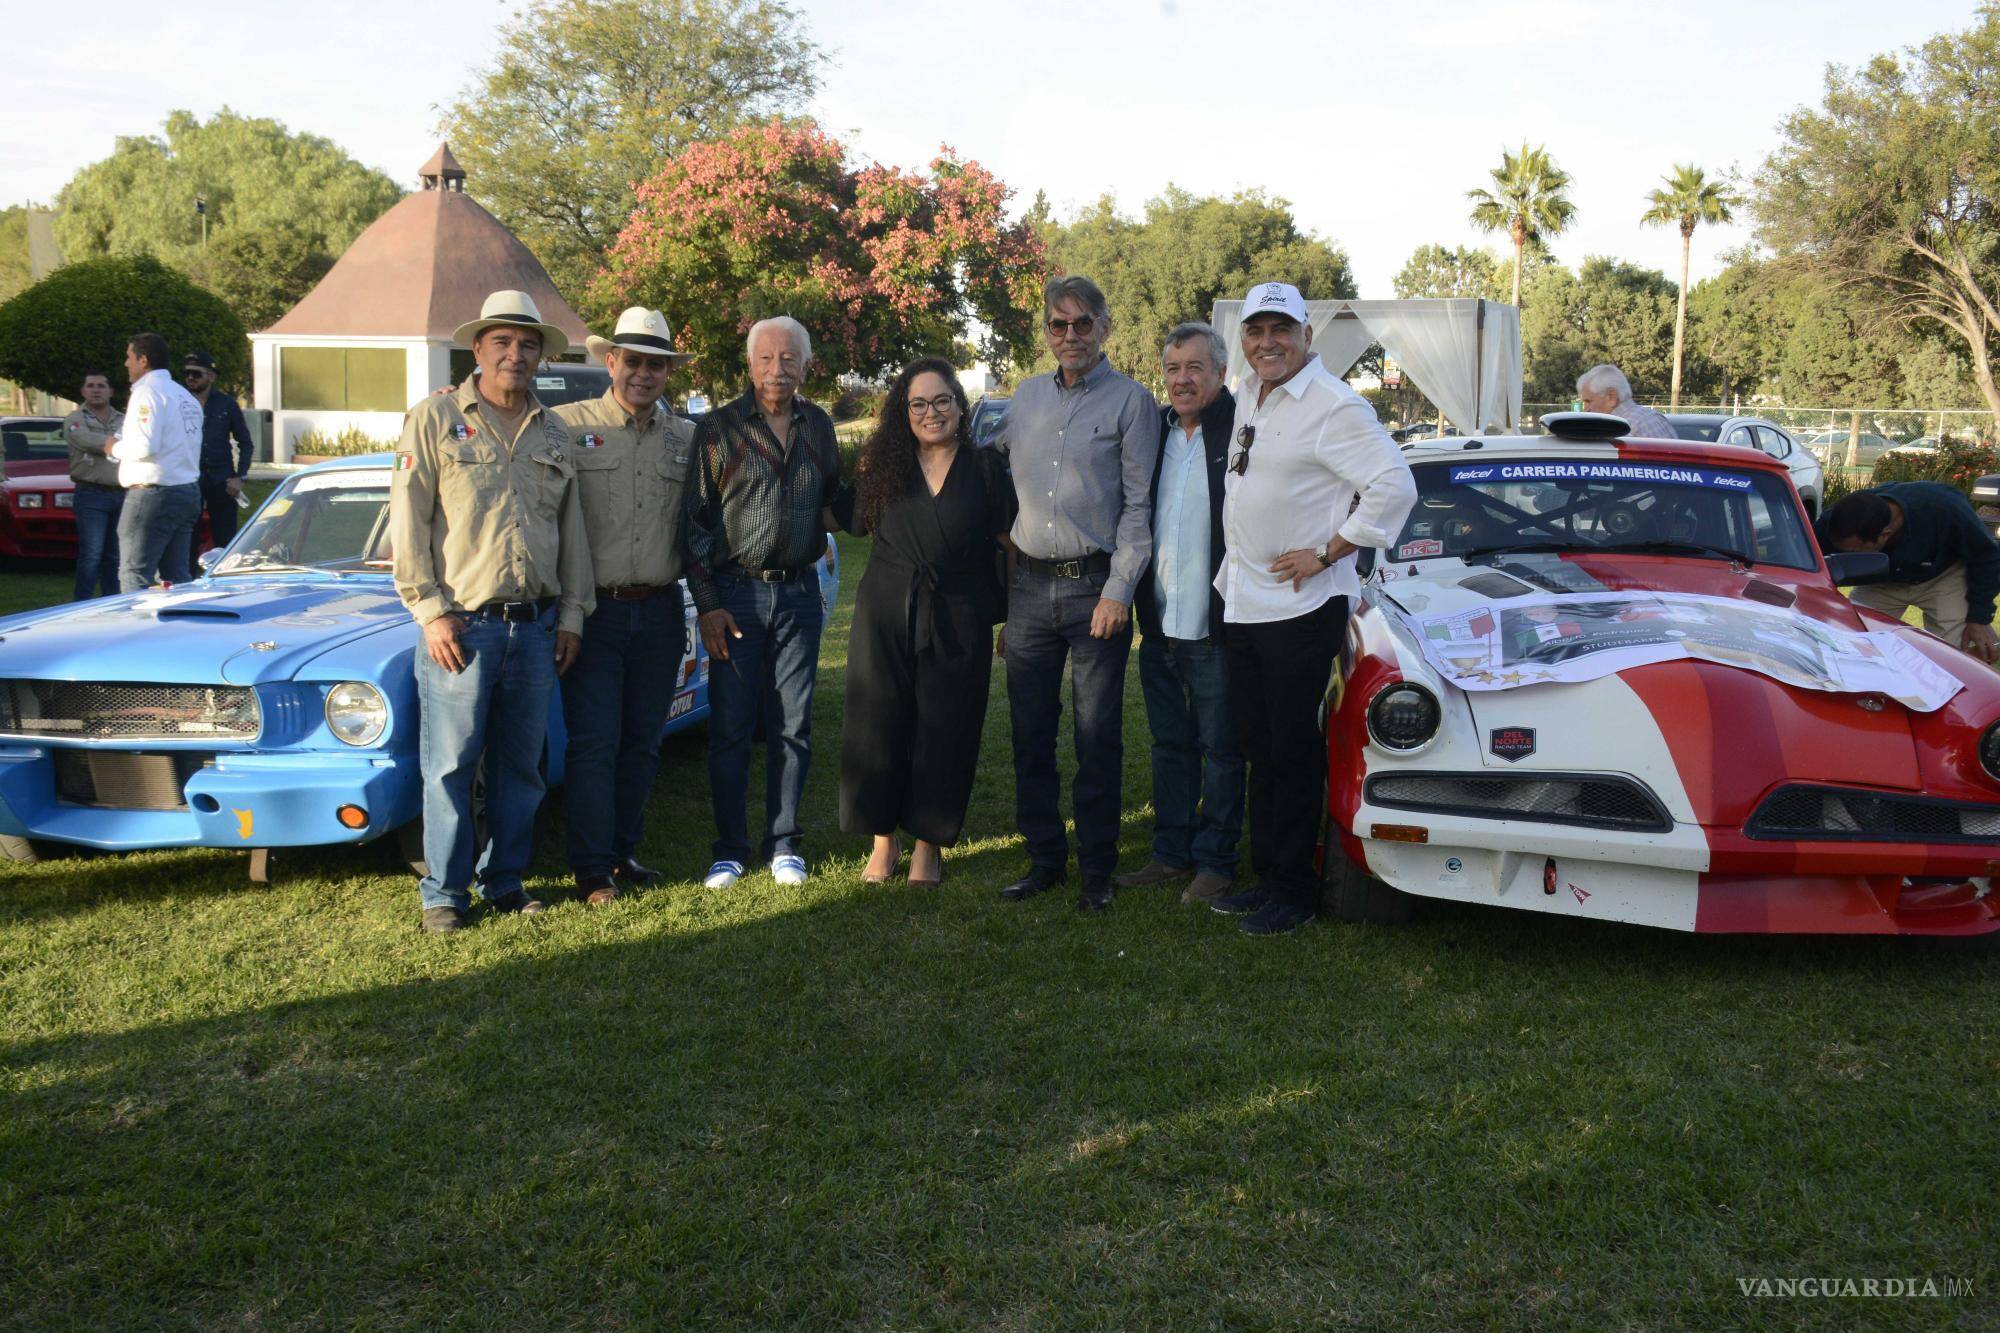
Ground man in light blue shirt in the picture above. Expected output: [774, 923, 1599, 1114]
[1122, 322, 1242, 903]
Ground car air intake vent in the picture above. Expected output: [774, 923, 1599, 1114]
[0, 680, 260, 741]
[54, 751, 210, 809]
[1366, 771, 1671, 832]
[1457, 571, 1532, 599]
[1747, 786, 2000, 843]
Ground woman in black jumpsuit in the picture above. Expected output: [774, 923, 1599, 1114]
[835, 358, 1015, 884]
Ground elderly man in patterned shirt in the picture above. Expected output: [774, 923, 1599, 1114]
[1576, 364, 1677, 440]
[991, 275, 1160, 913]
[685, 316, 844, 892]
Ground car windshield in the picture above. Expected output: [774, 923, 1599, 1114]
[529, 367, 611, 407]
[1393, 455, 1817, 571]
[213, 468, 393, 575]
[971, 400, 1009, 446]
[1668, 419, 1722, 442]
[2, 420, 67, 463]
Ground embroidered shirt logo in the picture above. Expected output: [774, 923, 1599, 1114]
[580, 433, 606, 449]
[450, 422, 477, 441]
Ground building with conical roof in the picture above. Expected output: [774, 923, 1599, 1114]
[250, 145, 591, 459]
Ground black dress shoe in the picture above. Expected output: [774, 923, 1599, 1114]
[612, 856, 663, 886]
[1076, 877, 1114, 912]
[485, 889, 546, 917]
[575, 873, 619, 905]
[1000, 865, 1065, 901]
[420, 906, 465, 934]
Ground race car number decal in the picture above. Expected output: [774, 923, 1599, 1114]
[1396, 538, 1445, 559]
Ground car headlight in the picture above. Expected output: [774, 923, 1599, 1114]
[325, 681, 388, 746]
[16, 493, 42, 509]
[1981, 723, 2000, 783]
[54, 492, 74, 509]
[1367, 682, 1441, 752]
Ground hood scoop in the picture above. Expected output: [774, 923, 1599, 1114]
[1741, 579, 1798, 610]
[155, 605, 244, 620]
[1457, 571, 1532, 599]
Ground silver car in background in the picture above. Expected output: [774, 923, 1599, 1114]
[1665, 414, 1827, 517]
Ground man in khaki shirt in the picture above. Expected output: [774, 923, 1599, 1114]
[391, 290, 594, 933]
[62, 369, 124, 600]
[554, 306, 697, 903]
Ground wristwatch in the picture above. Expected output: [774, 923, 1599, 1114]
[1315, 542, 1335, 568]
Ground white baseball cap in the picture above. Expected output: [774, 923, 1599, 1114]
[1239, 281, 1307, 324]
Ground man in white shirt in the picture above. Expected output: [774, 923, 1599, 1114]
[111, 332, 204, 591]
[1212, 282, 1417, 936]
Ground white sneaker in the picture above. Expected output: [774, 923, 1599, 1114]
[771, 854, 808, 886]
[703, 859, 745, 889]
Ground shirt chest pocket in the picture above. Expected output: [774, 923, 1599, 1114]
[644, 448, 692, 511]
[525, 448, 575, 507]
[439, 442, 504, 506]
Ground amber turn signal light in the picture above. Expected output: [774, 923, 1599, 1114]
[336, 805, 368, 829]
[1369, 824, 1429, 844]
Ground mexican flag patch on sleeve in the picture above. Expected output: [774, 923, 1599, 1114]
[396, 453, 415, 471]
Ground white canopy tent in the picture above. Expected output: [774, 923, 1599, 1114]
[1207, 297, 1522, 435]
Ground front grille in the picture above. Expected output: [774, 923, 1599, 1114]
[0, 680, 260, 741]
[1366, 771, 1672, 832]
[1747, 786, 2000, 844]
[53, 751, 211, 809]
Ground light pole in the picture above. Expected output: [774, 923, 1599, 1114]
[195, 195, 207, 246]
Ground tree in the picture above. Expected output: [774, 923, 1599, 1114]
[1517, 258, 1677, 402]
[595, 121, 1044, 397]
[441, 0, 822, 300]
[0, 207, 30, 305]
[1755, 3, 2000, 424]
[180, 225, 336, 332]
[53, 109, 399, 295]
[1467, 143, 1576, 307]
[1640, 164, 1739, 408]
[1392, 243, 1503, 300]
[0, 255, 247, 400]
[1686, 252, 1787, 403]
[1045, 187, 1356, 389]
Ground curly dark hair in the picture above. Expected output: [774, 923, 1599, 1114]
[854, 357, 970, 533]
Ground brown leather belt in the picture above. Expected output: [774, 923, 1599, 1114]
[597, 584, 676, 601]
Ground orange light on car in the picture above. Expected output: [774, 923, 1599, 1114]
[336, 804, 368, 829]
[1370, 823, 1429, 844]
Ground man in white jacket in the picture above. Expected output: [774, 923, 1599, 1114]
[112, 332, 204, 591]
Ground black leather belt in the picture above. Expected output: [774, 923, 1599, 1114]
[465, 598, 554, 622]
[1020, 551, 1111, 580]
[74, 480, 121, 493]
[726, 566, 813, 583]
[597, 584, 676, 601]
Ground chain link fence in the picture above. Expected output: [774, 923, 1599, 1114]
[1522, 402, 1996, 474]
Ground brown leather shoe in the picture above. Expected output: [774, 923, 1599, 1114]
[1181, 871, 1234, 904]
[577, 873, 620, 905]
[1115, 859, 1194, 889]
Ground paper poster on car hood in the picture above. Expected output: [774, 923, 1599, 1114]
[1397, 589, 1963, 712]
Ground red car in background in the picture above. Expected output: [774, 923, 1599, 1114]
[0, 417, 77, 559]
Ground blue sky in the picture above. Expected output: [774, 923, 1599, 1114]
[6, 0, 1984, 296]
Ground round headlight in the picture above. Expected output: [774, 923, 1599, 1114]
[1367, 682, 1441, 752]
[1981, 722, 2000, 783]
[325, 681, 388, 746]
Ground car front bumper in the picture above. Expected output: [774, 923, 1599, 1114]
[0, 746, 419, 850]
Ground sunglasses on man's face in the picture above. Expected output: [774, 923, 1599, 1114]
[1046, 316, 1096, 337]
[1229, 424, 1255, 475]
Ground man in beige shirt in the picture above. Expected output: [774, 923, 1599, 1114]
[391, 290, 594, 933]
[554, 306, 697, 903]
[62, 369, 124, 600]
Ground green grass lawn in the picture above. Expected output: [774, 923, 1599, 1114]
[0, 538, 1995, 1328]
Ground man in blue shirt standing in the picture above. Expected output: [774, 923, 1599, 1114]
[182, 351, 253, 567]
[1119, 321, 1242, 905]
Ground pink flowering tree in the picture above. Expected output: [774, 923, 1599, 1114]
[594, 120, 1046, 397]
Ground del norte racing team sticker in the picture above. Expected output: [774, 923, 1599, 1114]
[1448, 461, 1753, 491]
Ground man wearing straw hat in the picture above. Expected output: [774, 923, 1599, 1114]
[555, 307, 698, 904]
[391, 290, 594, 934]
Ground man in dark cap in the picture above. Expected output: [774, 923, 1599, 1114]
[182, 351, 253, 566]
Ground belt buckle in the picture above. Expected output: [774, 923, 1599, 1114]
[757, 568, 787, 583]
[1053, 559, 1081, 579]
[501, 600, 536, 621]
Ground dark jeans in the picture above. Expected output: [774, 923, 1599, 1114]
[414, 609, 558, 911]
[1005, 565, 1131, 878]
[706, 575, 824, 865]
[116, 482, 199, 592]
[193, 472, 240, 569]
[1226, 596, 1347, 910]
[72, 483, 123, 600]
[1138, 633, 1243, 877]
[561, 590, 686, 876]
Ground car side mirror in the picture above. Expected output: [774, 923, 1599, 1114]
[197, 546, 225, 574]
[1824, 551, 1890, 585]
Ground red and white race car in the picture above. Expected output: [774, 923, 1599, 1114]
[1326, 413, 2000, 938]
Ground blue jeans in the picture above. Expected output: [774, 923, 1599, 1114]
[116, 482, 199, 591]
[1005, 566, 1131, 878]
[72, 484, 124, 600]
[560, 591, 686, 876]
[192, 472, 241, 571]
[706, 575, 823, 865]
[1138, 633, 1243, 877]
[414, 609, 558, 910]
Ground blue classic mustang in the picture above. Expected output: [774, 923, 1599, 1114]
[0, 455, 839, 875]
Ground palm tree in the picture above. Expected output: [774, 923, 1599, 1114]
[1466, 143, 1576, 308]
[1642, 164, 1740, 408]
